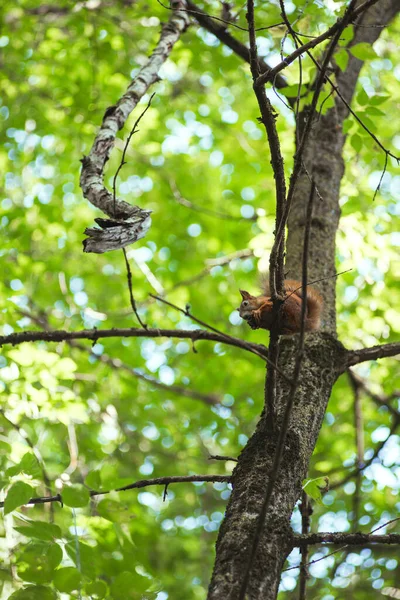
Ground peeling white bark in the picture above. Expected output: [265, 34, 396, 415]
[80, 0, 190, 253]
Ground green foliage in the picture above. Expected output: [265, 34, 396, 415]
[4, 482, 33, 515]
[0, 0, 399, 599]
[302, 477, 329, 505]
[62, 485, 90, 508]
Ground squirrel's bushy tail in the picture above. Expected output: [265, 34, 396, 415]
[284, 280, 323, 331]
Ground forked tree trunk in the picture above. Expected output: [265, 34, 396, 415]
[207, 2, 400, 598]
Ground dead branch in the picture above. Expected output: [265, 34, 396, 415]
[80, 0, 190, 253]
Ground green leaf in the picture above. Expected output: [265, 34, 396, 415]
[278, 84, 308, 98]
[370, 94, 389, 105]
[334, 48, 349, 72]
[85, 580, 108, 599]
[65, 541, 98, 577]
[62, 484, 90, 507]
[356, 88, 369, 107]
[350, 133, 362, 153]
[0, 441, 12, 454]
[338, 24, 354, 46]
[53, 567, 82, 593]
[85, 469, 102, 490]
[111, 571, 151, 599]
[364, 106, 385, 117]
[14, 520, 61, 542]
[302, 477, 329, 504]
[6, 453, 41, 479]
[8, 585, 57, 600]
[359, 114, 377, 134]
[349, 42, 377, 61]
[17, 542, 62, 584]
[4, 481, 33, 515]
[343, 118, 354, 134]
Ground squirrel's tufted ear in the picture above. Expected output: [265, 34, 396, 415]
[239, 289, 251, 300]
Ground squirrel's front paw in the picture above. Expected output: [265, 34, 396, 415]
[246, 315, 259, 330]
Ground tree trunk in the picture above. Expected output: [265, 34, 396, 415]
[207, 2, 400, 598]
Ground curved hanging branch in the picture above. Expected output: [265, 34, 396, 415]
[80, 0, 190, 253]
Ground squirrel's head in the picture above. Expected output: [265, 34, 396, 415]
[238, 289, 258, 320]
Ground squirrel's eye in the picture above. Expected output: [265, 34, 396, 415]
[242, 300, 249, 307]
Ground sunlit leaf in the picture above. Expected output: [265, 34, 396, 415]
[4, 481, 33, 515]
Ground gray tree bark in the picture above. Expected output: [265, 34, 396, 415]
[207, 1, 400, 598]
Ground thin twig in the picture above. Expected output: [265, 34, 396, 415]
[293, 42, 400, 168]
[149, 294, 293, 383]
[246, 0, 286, 299]
[256, 0, 380, 86]
[271, 2, 357, 268]
[284, 269, 352, 303]
[184, 0, 290, 98]
[159, 0, 284, 33]
[208, 455, 238, 462]
[122, 248, 148, 328]
[17, 307, 220, 406]
[0, 474, 232, 508]
[169, 179, 256, 221]
[165, 249, 253, 294]
[372, 152, 389, 202]
[112, 94, 155, 216]
[330, 411, 400, 490]
[347, 369, 400, 419]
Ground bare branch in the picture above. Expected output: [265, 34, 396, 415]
[112, 93, 155, 217]
[122, 248, 148, 329]
[0, 474, 231, 509]
[247, 0, 286, 299]
[285, 517, 400, 572]
[169, 179, 255, 221]
[165, 249, 253, 294]
[0, 326, 268, 360]
[72, 340, 221, 406]
[80, 0, 190, 253]
[347, 369, 400, 418]
[293, 532, 400, 546]
[150, 294, 293, 383]
[17, 308, 221, 406]
[345, 342, 400, 369]
[293, 42, 400, 165]
[208, 455, 238, 462]
[256, 0, 380, 86]
[270, 2, 357, 269]
[330, 411, 400, 490]
[185, 0, 288, 92]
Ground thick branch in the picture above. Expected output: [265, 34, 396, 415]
[345, 342, 400, 369]
[80, 0, 190, 252]
[0, 327, 267, 359]
[293, 532, 400, 546]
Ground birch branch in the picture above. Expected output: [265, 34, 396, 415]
[80, 0, 190, 253]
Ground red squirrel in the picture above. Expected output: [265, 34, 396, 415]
[238, 279, 323, 335]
